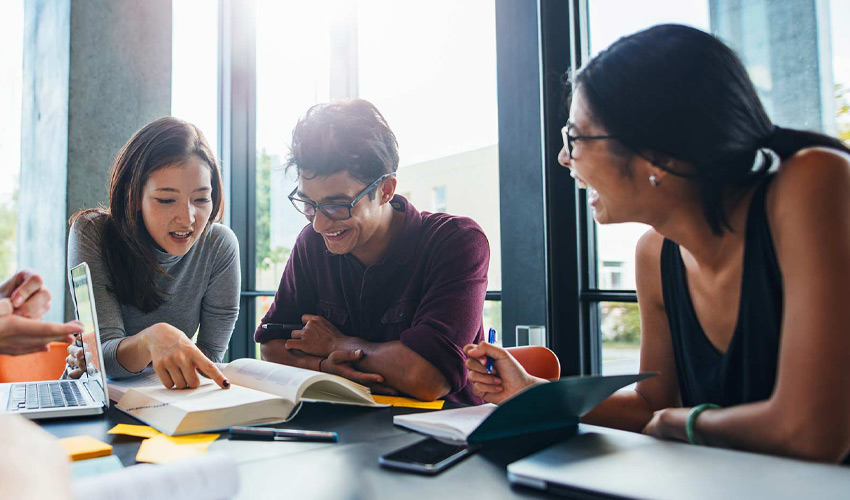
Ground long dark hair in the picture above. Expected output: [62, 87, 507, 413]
[573, 24, 850, 235]
[71, 117, 224, 312]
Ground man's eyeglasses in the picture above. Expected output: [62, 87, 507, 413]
[562, 123, 618, 160]
[288, 173, 396, 221]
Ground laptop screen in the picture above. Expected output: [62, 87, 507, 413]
[70, 263, 108, 405]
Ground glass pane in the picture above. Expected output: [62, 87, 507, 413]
[588, 0, 850, 290]
[482, 300, 502, 345]
[255, 0, 331, 288]
[171, 0, 219, 155]
[255, 297, 274, 360]
[254, 0, 500, 290]
[833, 0, 850, 147]
[0, 0, 24, 277]
[599, 302, 641, 376]
[357, 0, 501, 290]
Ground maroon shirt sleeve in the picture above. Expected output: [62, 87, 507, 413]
[399, 221, 489, 394]
[254, 227, 317, 343]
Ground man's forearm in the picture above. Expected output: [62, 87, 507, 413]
[338, 337, 450, 401]
[261, 339, 323, 371]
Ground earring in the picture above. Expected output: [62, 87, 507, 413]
[649, 174, 660, 187]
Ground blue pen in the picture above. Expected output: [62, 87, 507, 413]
[486, 328, 496, 374]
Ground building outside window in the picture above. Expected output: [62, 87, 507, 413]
[431, 186, 447, 213]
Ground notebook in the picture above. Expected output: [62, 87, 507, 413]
[108, 358, 386, 436]
[394, 373, 653, 444]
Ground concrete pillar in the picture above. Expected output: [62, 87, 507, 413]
[709, 0, 835, 134]
[19, 0, 172, 322]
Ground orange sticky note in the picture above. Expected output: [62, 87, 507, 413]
[57, 436, 113, 461]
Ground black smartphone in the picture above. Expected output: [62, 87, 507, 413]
[378, 438, 477, 475]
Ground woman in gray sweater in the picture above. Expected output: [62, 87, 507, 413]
[66, 117, 239, 390]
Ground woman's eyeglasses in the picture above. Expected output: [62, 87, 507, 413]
[288, 173, 396, 221]
[561, 123, 618, 160]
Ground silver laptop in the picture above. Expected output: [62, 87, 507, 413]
[0, 263, 108, 419]
[507, 424, 850, 499]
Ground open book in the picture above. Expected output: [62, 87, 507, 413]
[108, 358, 384, 436]
[394, 373, 655, 444]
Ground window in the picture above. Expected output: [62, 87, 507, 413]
[0, 0, 24, 277]
[357, 0, 501, 334]
[254, 0, 333, 346]
[171, 0, 220, 174]
[582, 0, 849, 374]
[599, 302, 641, 376]
[247, 0, 502, 353]
[432, 186, 447, 213]
[599, 261, 625, 290]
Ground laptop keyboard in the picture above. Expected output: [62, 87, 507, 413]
[6, 381, 85, 411]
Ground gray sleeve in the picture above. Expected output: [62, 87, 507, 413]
[196, 225, 241, 363]
[67, 215, 140, 378]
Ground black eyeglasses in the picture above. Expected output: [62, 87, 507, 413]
[562, 123, 618, 160]
[288, 173, 396, 221]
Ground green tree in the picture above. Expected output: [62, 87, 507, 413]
[256, 149, 291, 271]
[0, 187, 17, 277]
[835, 83, 850, 144]
[256, 149, 273, 270]
[600, 302, 641, 345]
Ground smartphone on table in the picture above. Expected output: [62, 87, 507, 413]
[378, 438, 478, 475]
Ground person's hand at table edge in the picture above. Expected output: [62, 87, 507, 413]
[463, 342, 547, 405]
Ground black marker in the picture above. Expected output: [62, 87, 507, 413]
[261, 323, 305, 330]
[229, 426, 338, 442]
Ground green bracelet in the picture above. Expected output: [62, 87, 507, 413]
[686, 403, 720, 445]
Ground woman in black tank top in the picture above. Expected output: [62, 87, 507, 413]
[464, 24, 850, 464]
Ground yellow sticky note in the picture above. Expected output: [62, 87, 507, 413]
[372, 395, 445, 410]
[108, 424, 219, 450]
[135, 435, 204, 464]
[108, 424, 161, 439]
[57, 436, 113, 462]
[166, 433, 219, 451]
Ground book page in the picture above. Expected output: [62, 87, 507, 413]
[300, 379, 381, 407]
[108, 368, 175, 401]
[393, 404, 497, 442]
[223, 358, 381, 407]
[72, 452, 239, 500]
[122, 383, 279, 413]
[222, 358, 323, 402]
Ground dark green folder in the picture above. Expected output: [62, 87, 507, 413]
[467, 373, 656, 444]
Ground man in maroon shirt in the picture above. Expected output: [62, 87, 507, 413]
[256, 99, 488, 404]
